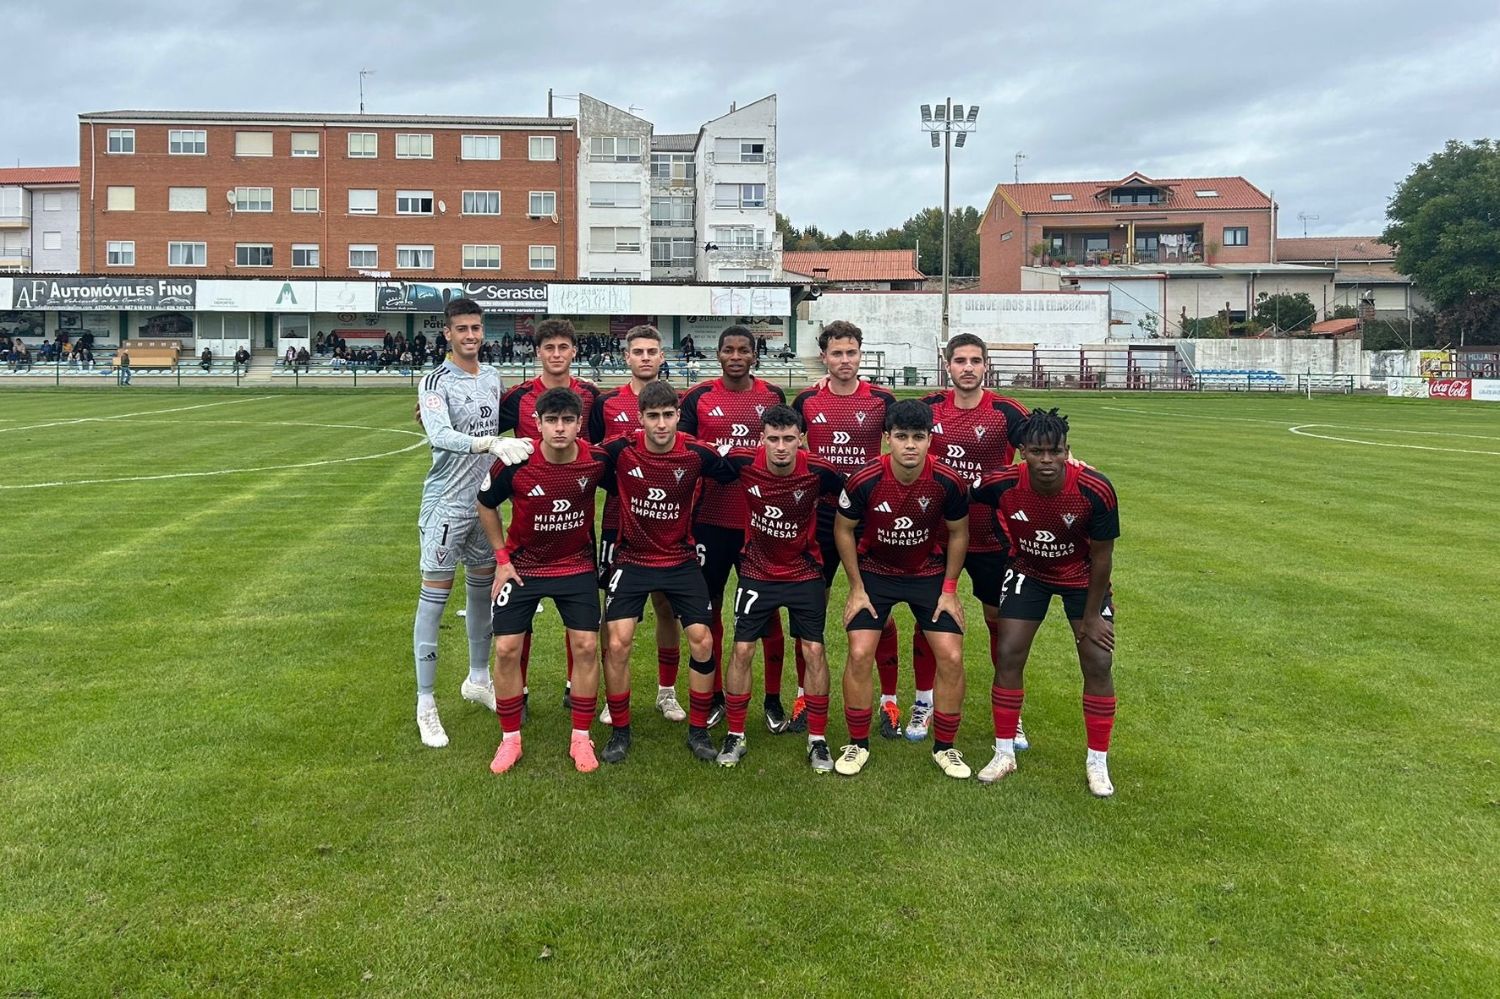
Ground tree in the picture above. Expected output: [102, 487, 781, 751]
[1253, 292, 1318, 333]
[777, 206, 981, 275]
[1383, 139, 1500, 313]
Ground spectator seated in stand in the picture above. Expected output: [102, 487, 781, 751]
[232, 347, 251, 374]
[399, 348, 414, 376]
[10, 341, 33, 372]
[295, 346, 311, 373]
[283, 345, 297, 369]
[200, 347, 213, 372]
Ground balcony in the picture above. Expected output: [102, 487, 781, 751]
[587, 243, 643, 254]
[0, 247, 33, 269]
[0, 212, 31, 229]
[651, 264, 696, 279]
[1037, 227, 1203, 265]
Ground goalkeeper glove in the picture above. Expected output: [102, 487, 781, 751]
[488, 437, 534, 466]
[470, 435, 499, 454]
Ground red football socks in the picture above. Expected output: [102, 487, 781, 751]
[1083, 694, 1116, 751]
[845, 705, 872, 743]
[570, 695, 597, 733]
[992, 686, 1024, 739]
[932, 709, 960, 747]
[805, 694, 829, 738]
[606, 691, 631, 729]
[725, 691, 751, 734]
[497, 694, 524, 735]
[689, 689, 715, 728]
[657, 646, 680, 688]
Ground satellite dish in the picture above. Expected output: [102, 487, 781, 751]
[225, 190, 235, 204]
[438, 200, 446, 214]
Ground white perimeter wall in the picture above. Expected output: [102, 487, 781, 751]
[804, 291, 1112, 367]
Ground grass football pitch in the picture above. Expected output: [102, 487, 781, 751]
[1, 387, 1496, 996]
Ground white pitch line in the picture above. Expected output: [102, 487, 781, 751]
[0, 395, 277, 434]
[1102, 404, 1500, 439]
[1287, 425, 1500, 456]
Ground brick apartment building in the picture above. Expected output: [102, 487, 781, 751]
[78, 110, 578, 279]
[976, 172, 1276, 292]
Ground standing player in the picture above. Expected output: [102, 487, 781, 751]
[598, 380, 737, 764]
[714, 406, 846, 771]
[792, 320, 903, 737]
[411, 297, 533, 748]
[834, 400, 972, 779]
[678, 326, 788, 729]
[496, 318, 601, 712]
[910, 332, 1031, 741]
[476, 388, 607, 774]
[972, 409, 1120, 796]
[589, 325, 684, 722]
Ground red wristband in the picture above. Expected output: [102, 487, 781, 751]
[494, 548, 510, 566]
[941, 578, 958, 595]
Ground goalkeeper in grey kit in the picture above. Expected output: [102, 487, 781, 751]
[412, 297, 533, 748]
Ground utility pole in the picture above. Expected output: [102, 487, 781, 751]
[1014, 150, 1027, 183]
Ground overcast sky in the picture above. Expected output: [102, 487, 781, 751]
[7, 0, 1497, 237]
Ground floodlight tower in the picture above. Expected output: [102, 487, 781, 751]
[920, 99, 979, 353]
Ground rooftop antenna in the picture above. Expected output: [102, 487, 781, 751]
[359, 68, 375, 114]
[1297, 211, 1319, 237]
[1013, 150, 1027, 183]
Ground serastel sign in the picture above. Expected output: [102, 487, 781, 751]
[12, 277, 196, 311]
[376, 281, 546, 313]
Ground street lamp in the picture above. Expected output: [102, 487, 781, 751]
[920, 99, 979, 357]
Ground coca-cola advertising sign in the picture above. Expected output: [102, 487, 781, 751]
[1429, 378, 1472, 399]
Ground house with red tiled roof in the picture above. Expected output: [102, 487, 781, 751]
[976, 172, 1277, 292]
[781, 249, 925, 290]
[0, 166, 80, 272]
[1275, 236, 1421, 315]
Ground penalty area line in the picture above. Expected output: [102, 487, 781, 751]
[0, 395, 277, 434]
[1287, 425, 1500, 456]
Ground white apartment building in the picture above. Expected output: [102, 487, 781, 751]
[575, 94, 780, 282]
[0, 167, 80, 272]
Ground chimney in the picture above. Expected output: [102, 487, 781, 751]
[730, 101, 736, 112]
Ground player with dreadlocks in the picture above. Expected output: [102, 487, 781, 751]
[972, 408, 1121, 797]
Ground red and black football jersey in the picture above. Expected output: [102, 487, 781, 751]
[600, 431, 735, 568]
[920, 389, 1029, 553]
[476, 443, 608, 577]
[678, 376, 786, 529]
[722, 447, 845, 583]
[498, 376, 601, 443]
[589, 382, 644, 531]
[973, 462, 1119, 588]
[837, 454, 969, 577]
[793, 380, 896, 493]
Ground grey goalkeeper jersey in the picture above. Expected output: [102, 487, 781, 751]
[417, 360, 505, 523]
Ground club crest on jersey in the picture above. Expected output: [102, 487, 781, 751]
[1062, 513, 1077, 527]
[673, 468, 686, 482]
[855, 412, 867, 424]
[813, 413, 829, 424]
[577, 476, 591, 489]
[754, 404, 765, 416]
[918, 496, 931, 511]
[874, 501, 893, 513]
[709, 405, 725, 417]
[793, 489, 805, 502]
[629, 467, 646, 479]
[1010, 510, 1029, 521]
[974, 426, 986, 439]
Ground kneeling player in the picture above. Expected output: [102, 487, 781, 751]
[973, 408, 1120, 796]
[835, 399, 973, 779]
[477, 388, 608, 773]
[716, 406, 845, 770]
[598, 381, 738, 764]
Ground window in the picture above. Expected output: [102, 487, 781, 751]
[42, 192, 62, 211]
[106, 240, 134, 265]
[235, 243, 273, 267]
[528, 191, 556, 217]
[589, 136, 642, 162]
[42, 231, 63, 251]
[234, 186, 273, 212]
[1049, 193, 1074, 201]
[395, 133, 433, 159]
[712, 225, 766, 249]
[168, 187, 207, 212]
[168, 241, 207, 266]
[169, 129, 207, 155]
[291, 132, 320, 157]
[348, 244, 378, 268]
[291, 188, 320, 213]
[292, 244, 320, 268]
[1084, 235, 1110, 253]
[651, 195, 694, 226]
[714, 183, 765, 209]
[1194, 189, 1220, 198]
[713, 138, 766, 163]
[590, 226, 642, 252]
[107, 129, 134, 154]
[589, 181, 641, 208]
[396, 190, 434, 215]
[1109, 186, 1162, 205]
[1224, 226, 1249, 246]
[463, 244, 501, 269]
[462, 190, 500, 215]
[348, 132, 377, 158]
[396, 245, 434, 269]
[106, 186, 135, 211]
[235, 131, 273, 157]
[651, 236, 695, 267]
[650, 153, 695, 183]
[461, 134, 500, 160]
[529, 245, 557, 270]
[529, 136, 556, 161]
[348, 189, 377, 214]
